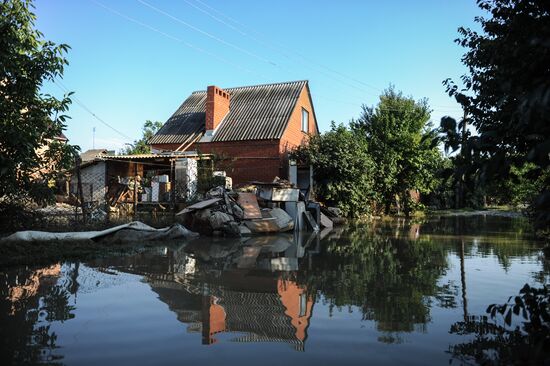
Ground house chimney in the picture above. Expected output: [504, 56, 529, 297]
[205, 85, 230, 131]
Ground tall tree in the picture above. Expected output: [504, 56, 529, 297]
[353, 87, 442, 216]
[291, 122, 376, 217]
[445, 0, 550, 231]
[0, 0, 77, 203]
[122, 120, 163, 155]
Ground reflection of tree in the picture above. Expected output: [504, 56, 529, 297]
[448, 285, 550, 365]
[301, 222, 449, 337]
[0, 264, 77, 365]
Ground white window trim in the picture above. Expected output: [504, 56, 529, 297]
[301, 108, 309, 133]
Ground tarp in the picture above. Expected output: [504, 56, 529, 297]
[0, 221, 198, 243]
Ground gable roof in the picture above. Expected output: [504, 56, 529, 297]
[149, 80, 309, 145]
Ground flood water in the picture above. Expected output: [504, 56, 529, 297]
[1, 215, 547, 365]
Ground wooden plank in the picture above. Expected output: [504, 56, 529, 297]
[303, 211, 320, 232]
[244, 217, 280, 233]
[237, 192, 262, 219]
[175, 198, 221, 215]
[271, 188, 299, 202]
[320, 212, 334, 229]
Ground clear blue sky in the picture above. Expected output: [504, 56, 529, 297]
[36, 0, 483, 152]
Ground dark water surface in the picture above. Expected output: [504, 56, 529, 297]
[1, 215, 547, 365]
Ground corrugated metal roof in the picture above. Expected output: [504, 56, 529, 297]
[102, 151, 210, 160]
[148, 92, 207, 145]
[149, 80, 308, 144]
[80, 149, 108, 162]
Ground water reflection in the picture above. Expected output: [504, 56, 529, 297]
[85, 232, 318, 351]
[0, 215, 546, 365]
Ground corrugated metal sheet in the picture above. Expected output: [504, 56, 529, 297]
[148, 92, 207, 145]
[80, 149, 108, 162]
[149, 80, 307, 144]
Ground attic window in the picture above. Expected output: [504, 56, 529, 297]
[301, 108, 309, 133]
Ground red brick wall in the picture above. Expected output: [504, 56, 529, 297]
[280, 85, 318, 155]
[205, 85, 230, 131]
[193, 140, 281, 185]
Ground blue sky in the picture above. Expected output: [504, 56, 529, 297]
[36, 0, 483, 152]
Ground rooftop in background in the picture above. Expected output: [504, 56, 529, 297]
[80, 149, 108, 163]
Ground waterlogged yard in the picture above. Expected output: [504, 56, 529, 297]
[1, 215, 547, 365]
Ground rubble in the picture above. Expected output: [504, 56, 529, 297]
[178, 176, 344, 237]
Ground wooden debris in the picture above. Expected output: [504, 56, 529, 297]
[244, 218, 280, 233]
[237, 192, 262, 219]
[175, 198, 221, 215]
[303, 211, 320, 232]
[320, 212, 334, 229]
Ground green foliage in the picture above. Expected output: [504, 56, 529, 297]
[449, 284, 550, 365]
[445, 0, 550, 232]
[291, 122, 376, 217]
[0, 0, 79, 203]
[121, 120, 163, 155]
[352, 87, 443, 215]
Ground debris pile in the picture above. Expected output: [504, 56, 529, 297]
[177, 178, 345, 237]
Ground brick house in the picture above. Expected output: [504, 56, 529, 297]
[149, 80, 318, 185]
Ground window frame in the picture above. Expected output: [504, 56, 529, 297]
[301, 108, 309, 133]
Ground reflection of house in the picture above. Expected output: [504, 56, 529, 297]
[4, 264, 61, 315]
[85, 234, 318, 351]
[148, 271, 313, 351]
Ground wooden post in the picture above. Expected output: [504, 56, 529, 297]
[133, 163, 138, 219]
[170, 159, 176, 216]
[75, 156, 86, 223]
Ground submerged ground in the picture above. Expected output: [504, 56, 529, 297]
[0, 215, 547, 365]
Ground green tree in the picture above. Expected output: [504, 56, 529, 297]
[291, 122, 376, 217]
[121, 120, 163, 155]
[0, 0, 78, 203]
[445, 0, 550, 233]
[353, 87, 442, 216]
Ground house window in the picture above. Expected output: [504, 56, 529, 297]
[301, 108, 309, 133]
[299, 293, 307, 317]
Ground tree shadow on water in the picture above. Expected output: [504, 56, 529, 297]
[448, 284, 550, 365]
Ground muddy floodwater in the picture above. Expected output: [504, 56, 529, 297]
[1, 215, 547, 365]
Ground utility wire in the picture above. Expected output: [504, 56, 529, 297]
[138, 0, 379, 98]
[188, 0, 462, 110]
[92, 0, 264, 77]
[54, 80, 134, 141]
[136, 0, 276, 66]
[190, 0, 380, 92]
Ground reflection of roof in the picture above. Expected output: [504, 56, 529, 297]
[150, 80, 308, 144]
[219, 289, 305, 350]
[146, 274, 312, 351]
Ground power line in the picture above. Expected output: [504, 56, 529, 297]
[188, 0, 462, 110]
[53, 80, 133, 141]
[91, 0, 263, 77]
[136, 0, 276, 66]
[137, 0, 380, 98]
[189, 0, 380, 92]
